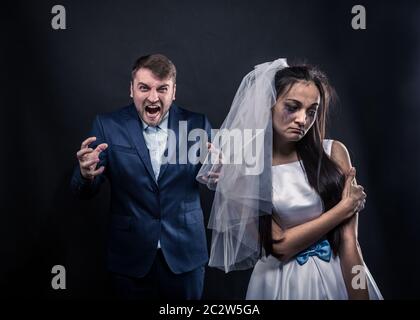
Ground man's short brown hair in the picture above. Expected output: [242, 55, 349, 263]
[131, 54, 176, 82]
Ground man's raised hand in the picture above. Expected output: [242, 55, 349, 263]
[76, 136, 108, 180]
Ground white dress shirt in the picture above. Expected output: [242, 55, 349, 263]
[140, 113, 169, 249]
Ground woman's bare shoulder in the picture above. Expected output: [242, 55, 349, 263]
[330, 140, 352, 174]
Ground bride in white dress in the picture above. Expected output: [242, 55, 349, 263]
[197, 59, 383, 300]
[246, 139, 382, 299]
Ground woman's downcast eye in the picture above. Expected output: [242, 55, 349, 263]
[308, 109, 317, 117]
[285, 104, 298, 112]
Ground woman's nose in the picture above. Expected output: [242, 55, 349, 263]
[295, 111, 307, 125]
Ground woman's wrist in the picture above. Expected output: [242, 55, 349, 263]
[340, 229, 358, 244]
[335, 199, 354, 220]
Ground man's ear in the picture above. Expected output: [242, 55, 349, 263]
[130, 82, 133, 98]
[172, 83, 176, 101]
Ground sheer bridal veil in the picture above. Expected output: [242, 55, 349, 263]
[197, 58, 289, 272]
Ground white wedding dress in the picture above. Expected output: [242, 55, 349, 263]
[246, 139, 383, 300]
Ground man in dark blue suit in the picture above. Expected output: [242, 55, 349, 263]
[71, 54, 212, 299]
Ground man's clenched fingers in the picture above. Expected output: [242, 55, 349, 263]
[93, 143, 108, 154]
[81, 137, 97, 149]
[77, 148, 93, 159]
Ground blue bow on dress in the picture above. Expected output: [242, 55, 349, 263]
[295, 239, 332, 265]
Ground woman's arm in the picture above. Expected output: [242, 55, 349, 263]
[330, 140, 370, 300]
[271, 165, 361, 261]
[271, 140, 368, 298]
[271, 199, 353, 261]
[339, 221, 369, 299]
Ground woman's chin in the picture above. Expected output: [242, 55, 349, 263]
[273, 131, 305, 142]
[287, 133, 304, 142]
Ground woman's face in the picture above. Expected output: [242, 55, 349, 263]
[272, 80, 320, 142]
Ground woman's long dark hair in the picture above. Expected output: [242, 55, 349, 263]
[260, 64, 345, 256]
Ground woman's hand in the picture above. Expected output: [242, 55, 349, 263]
[339, 167, 367, 219]
[340, 188, 367, 241]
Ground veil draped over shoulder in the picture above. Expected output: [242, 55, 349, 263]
[196, 59, 289, 272]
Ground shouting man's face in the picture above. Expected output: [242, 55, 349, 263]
[131, 67, 176, 126]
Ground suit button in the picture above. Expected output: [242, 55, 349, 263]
[153, 187, 159, 194]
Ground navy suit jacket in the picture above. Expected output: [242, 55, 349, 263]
[71, 103, 211, 277]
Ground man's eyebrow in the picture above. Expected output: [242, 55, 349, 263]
[157, 84, 169, 89]
[137, 82, 150, 87]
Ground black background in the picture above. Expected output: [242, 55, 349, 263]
[1, 0, 419, 299]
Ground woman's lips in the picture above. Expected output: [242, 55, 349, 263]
[289, 128, 304, 134]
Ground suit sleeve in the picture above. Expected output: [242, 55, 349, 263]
[203, 114, 213, 142]
[70, 115, 108, 199]
[196, 114, 213, 170]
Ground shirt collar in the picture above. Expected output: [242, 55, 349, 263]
[141, 111, 169, 132]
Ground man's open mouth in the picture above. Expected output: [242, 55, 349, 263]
[145, 105, 161, 115]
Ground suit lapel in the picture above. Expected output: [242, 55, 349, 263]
[157, 104, 181, 182]
[125, 104, 157, 185]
